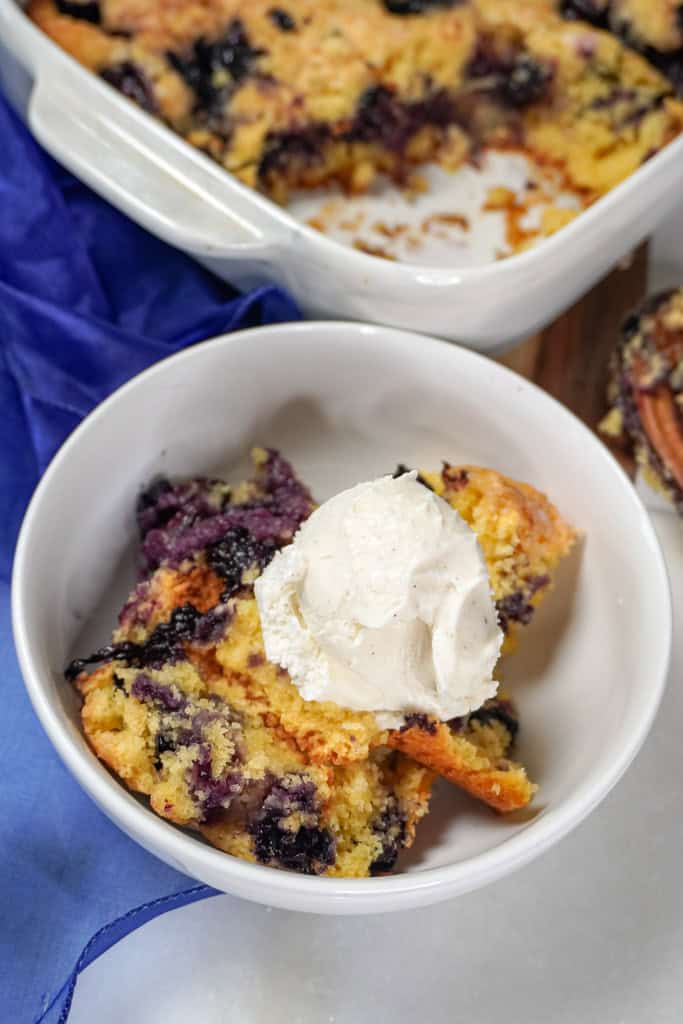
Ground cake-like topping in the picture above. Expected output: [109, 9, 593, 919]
[255, 472, 502, 728]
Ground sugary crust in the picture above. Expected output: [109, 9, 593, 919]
[538, 0, 683, 58]
[389, 715, 536, 813]
[423, 464, 577, 650]
[28, 0, 683, 210]
[610, 0, 683, 53]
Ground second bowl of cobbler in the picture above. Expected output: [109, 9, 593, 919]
[12, 320, 671, 913]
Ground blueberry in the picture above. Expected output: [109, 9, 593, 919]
[400, 713, 438, 734]
[383, 0, 459, 13]
[468, 48, 552, 108]
[647, 50, 683, 96]
[501, 54, 552, 107]
[138, 452, 313, 574]
[349, 85, 458, 154]
[100, 62, 156, 113]
[350, 86, 413, 151]
[370, 797, 406, 875]
[469, 698, 520, 740]
[168, 20, 265, 119]
[56, 0, 100, 24]
[249, 775, 336, 874]
[559, 0, 608, 26]
[136, 477, 175, 538]
[207, 527, 275, 596]
[251, 815, 335, 874]
[154, 732, 177, 770]
[496, 575, 549, 632]
[268, 8, 296, 31]
[259, 125, 330, 177]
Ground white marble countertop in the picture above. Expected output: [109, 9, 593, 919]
[70, 217, 683, 1024]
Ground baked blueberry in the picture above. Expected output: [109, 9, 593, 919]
[100, 62, 156, 113]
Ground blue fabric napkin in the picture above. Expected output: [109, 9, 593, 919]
[0, 93, 301, 1022]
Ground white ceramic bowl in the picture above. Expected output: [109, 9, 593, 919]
[2, 0, 683, 349]
[12, 321, 671, 914]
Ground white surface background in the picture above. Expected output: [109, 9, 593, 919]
[70, 216, 683, 1024]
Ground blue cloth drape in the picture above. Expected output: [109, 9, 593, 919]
[0, 92, 301, 1022]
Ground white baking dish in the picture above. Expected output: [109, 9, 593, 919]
[2, 0, 683, 351]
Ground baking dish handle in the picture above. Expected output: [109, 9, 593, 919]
[28, 72, 280, 258]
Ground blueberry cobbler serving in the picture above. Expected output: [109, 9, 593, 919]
[67, 447, 575, 877]
[601, 288, 683, 515]
[30, 0, 683, 230]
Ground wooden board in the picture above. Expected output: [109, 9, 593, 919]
[496, 244, 648, 475]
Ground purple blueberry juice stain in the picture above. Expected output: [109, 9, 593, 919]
[66, 602, 229, 679]
[192, 605, 233, 646]
[138, 688, 245, 818]
[118, 580, 154, 630]
[131, 674, 188, 712]
[138, 451, 313, 574]
[65, 641, 149, 682]
[136, 477, 228, 574]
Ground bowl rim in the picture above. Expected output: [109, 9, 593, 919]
[11, 320, 673, 913]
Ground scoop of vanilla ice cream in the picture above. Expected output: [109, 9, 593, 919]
[254, 473, 502, 728]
